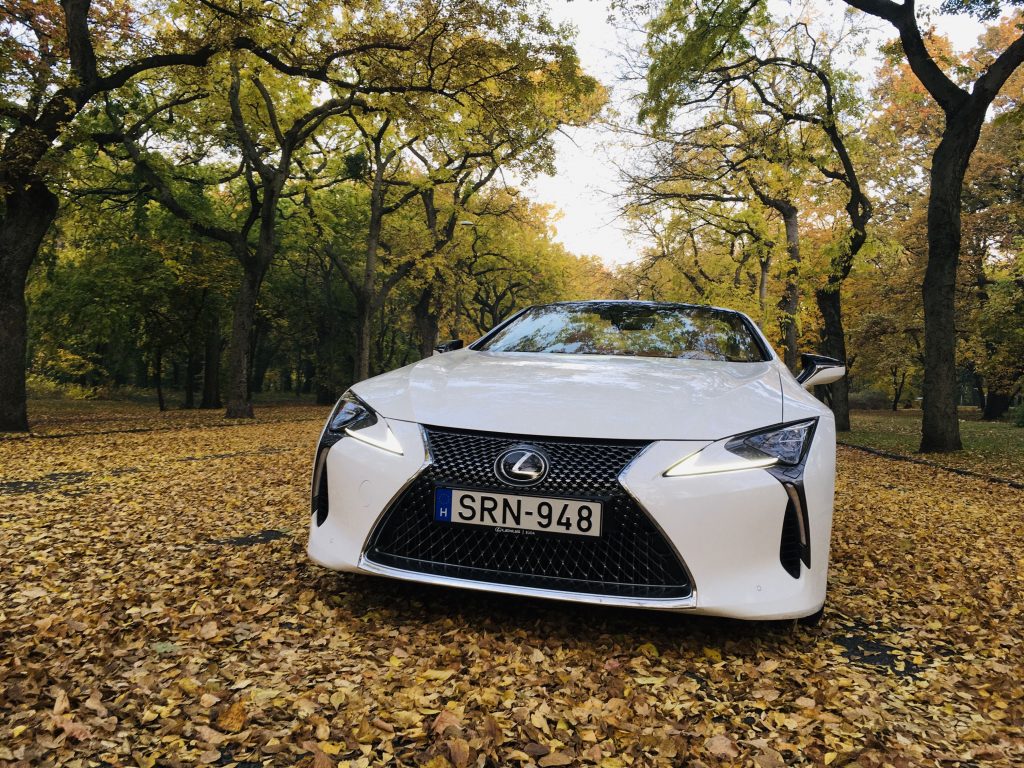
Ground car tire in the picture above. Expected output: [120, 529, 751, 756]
[797, 604, 825, 628]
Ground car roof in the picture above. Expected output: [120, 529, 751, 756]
[534, 299, 746, 316]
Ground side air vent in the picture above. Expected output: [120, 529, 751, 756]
[779, 482, 810, 578]
[779, 499, 803, 578]
[312, 448, 330, 527]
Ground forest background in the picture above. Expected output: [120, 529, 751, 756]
[3, 0, 1023, 453]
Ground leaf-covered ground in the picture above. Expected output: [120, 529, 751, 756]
[1, 406, 1022, 767]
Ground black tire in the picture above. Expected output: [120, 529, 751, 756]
[797, 603, 825, 627]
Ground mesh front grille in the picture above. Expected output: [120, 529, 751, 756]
[365, 427, 692, 600]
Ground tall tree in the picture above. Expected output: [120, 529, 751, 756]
[818, 0, 1024, 448]
[625, 79, 820, 369]
[638, 0, 1024, 448]
[0, 0, 231, 430]
[637, 12, 872, 428]
[332, 56, 600, 380]
[108, 58, 361, 416]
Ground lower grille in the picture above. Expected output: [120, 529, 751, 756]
[365, 427, 692, 600]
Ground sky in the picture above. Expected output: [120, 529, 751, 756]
[527, 0, 987, 267]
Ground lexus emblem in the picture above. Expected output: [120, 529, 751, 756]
[494, 445, 550, 486]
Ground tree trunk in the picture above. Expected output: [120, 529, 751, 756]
[982, 391, 1011, 421]
[414, 286, 440, 360]
[224, 267, 260, 418]
[758, 256, 770, 317]
[154, 348, 166, 412]
[779, 206, 801, 372]
[184, 349, 197, 409]
[201, 315, 221, 409]
[0, 183, 59, 432]
[301, 359, 315, 394]
[920, 122, 980, 452]
[250, 324, 272, 395]
[814, 287, 851, 431]
[355, 144, 389, 382]
[891, 367, 907, 411]
[355, 295, 373, 382]
[972, 371, 986, 412]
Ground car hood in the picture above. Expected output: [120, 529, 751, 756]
[352, 350, 784, 441]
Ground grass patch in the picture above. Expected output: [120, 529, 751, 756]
[843, 408, 1024, 481]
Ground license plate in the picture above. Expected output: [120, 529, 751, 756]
[433, 487, 602, 537]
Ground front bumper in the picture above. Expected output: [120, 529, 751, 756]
[307, 418, 835, 620]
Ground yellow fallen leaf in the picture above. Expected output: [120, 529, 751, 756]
[423, 669, 455, 681]
[216, 700, 247, 732]
[637, 642, 659, 658]
[320, 741, 344, 755]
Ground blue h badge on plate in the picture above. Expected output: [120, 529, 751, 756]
[434, 488, 453, 523]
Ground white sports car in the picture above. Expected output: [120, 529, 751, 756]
[308, 301, 844, 621]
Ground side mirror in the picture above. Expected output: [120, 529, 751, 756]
[796, 353, 845, 390]
[433, 339, 465, 355]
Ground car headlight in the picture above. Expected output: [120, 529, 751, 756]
[665, 419, 816, 476]
[326, 390, 403, 454]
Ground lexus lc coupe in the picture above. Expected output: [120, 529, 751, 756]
[308, 301, 845, 621]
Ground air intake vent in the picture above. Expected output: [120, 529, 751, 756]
[779, 498, 803, 578]
[312, 448, 330, 527]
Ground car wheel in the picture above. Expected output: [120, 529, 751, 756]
[797, 604, 825, 628]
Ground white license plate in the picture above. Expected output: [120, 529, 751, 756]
[433, 487, 602, 537]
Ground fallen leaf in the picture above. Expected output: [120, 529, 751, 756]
[539, 752, 574, 766]
[52, 688, 70, 716]
[54, 716, 91, 741]
[447, 737, 471, 768]
[84, 690, 108, 717]
[704, 735, 739, 759]
[216, 700, 247, 732]
[432, 709, 461, 735]
[195, 725, 227, 744]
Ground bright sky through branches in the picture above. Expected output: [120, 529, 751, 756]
[530, 0, 985, 267]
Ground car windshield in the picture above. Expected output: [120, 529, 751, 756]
[476, 304, 767, 362]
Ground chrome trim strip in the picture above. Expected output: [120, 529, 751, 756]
[784, 482, 807, 547]
[357, 556, 699, 610]
[310, 406, 336, 513]
[311, 447, 330, 525]
[618, 442, 699, 607]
